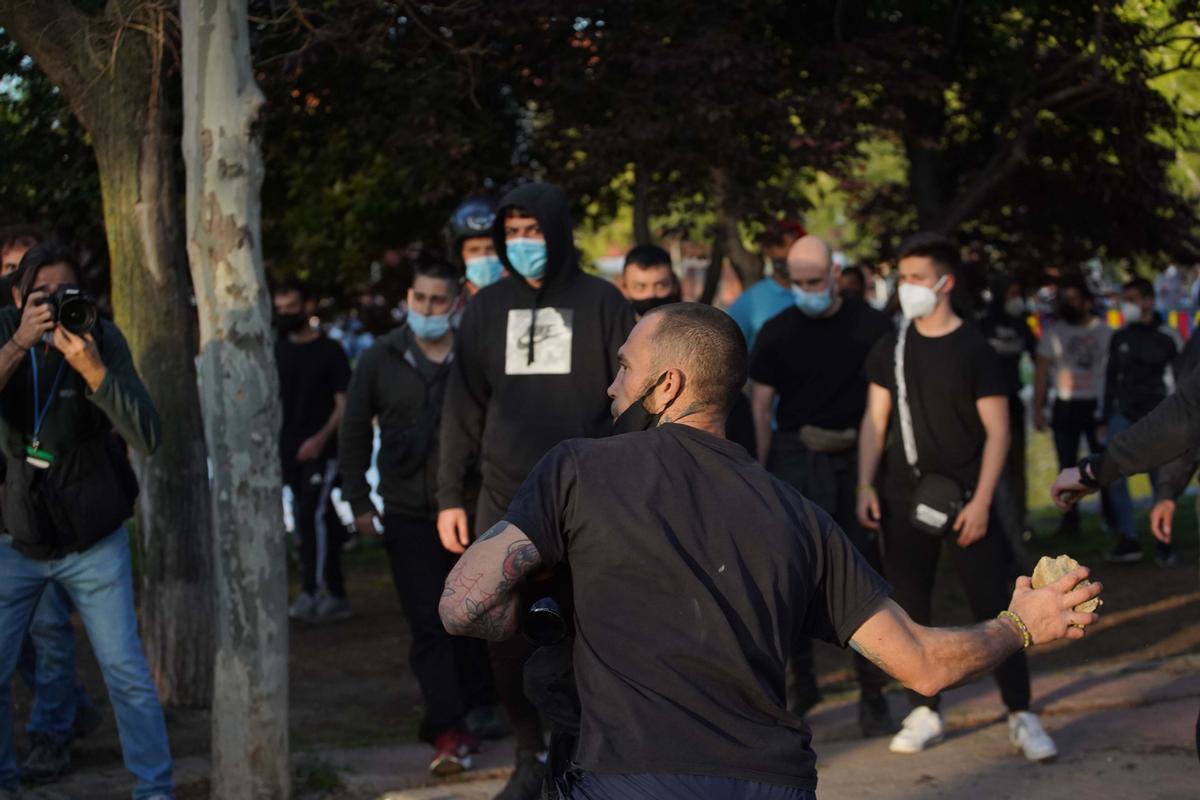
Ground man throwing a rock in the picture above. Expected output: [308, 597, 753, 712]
[442, 302, 1101, 800]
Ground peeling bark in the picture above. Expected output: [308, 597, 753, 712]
[182, 0, 289, 796]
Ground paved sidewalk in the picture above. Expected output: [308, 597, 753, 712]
[21, 653, 1199, 799]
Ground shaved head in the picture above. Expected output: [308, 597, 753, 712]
[786, 234, 839, 300]
[786, 235, 833, 276]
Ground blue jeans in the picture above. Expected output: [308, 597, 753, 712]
[16, 582, 93, 743]
[0, 529, 173, 797]
[1107, 413, 1157, 542]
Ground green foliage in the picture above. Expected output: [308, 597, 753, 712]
[3, 1, 1200, 296]
[0, 34, 103, 247]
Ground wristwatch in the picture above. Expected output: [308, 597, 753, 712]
[1076, 454, 1102, 489]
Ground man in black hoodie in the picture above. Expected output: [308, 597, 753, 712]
[437, 182, 634, 800]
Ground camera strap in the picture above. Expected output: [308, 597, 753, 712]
[28, 348, 66, 466]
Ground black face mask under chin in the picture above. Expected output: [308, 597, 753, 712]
[611, 372, 670, 435]
[630, 294, 682, 318]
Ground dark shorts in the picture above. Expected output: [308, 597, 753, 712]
[561, 772, 817, 800]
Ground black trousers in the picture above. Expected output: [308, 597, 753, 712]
[768, 435, 891, 708]
[476, 484, 546, 754]
[285, 458, 346, 597]
[383, 513, 495, 743]
[992, 395, 1033, 577]
[880, 490, 1030, 712]
[1051, 399, 1117, 535]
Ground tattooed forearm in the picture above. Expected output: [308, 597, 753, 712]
[439, 524, 544, 641]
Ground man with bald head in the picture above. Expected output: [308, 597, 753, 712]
[439, 303, 1101, 799]
[749, 234, 896, 734]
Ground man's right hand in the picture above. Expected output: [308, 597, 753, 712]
[1008, 566, 1102, 645]
[437, 507, 471, 554]
[353, 511, 382, 538]
[1150, 499, 1175, 544]
[14, 291, 54, 350]
[856, 486, 880, 530]
[1034, 408, 1049, 432]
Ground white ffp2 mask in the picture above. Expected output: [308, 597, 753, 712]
[898, 275, 947, 320]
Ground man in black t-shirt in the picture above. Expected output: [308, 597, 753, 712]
[749, 234, 895, 735]
[440, 303, 1102, 799]
[857, 233, 1054, 762]
[273, 280, 353, 623]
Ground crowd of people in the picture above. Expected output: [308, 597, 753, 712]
[273, 182, 1169, 798]
[0, 177, 1182, 799]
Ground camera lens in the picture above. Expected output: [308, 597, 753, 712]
[58, 295, 97, 335]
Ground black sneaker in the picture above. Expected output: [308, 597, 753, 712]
[19, 732, 70, 783]
[1155, 542, 1178, 567]
[1105, 539, 1144, 564]
[494, 751, 547, 800]
[858, 693, 898, 737]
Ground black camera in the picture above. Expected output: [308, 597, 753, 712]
[42, 285, 98, 336]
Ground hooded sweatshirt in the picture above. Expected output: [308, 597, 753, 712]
[437, 182, 635, 511]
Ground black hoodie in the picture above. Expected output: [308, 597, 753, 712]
[437, 182, 635, 511]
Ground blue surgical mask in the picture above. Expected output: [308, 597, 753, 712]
[506, 238, 548, 280]
[407, 310, 451, 341]
[792, 285, 833, 317]
[465, 255, 504, 288]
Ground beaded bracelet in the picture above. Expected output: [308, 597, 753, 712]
[997, 610, 1032, 649]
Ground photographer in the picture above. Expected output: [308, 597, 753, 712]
[0, 242, 173, 799]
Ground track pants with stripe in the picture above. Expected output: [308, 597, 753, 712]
[286, 458, 346, 598]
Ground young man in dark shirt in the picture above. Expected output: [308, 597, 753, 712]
[273, 280, 353, 623]
[436, 182, 635, 799]
[340, 261, 500, 775]
[749, 234, 895, 735]
[857, 233, 1056, 761]
[440, 303, 1102, 800]
[1102, 277, 1180, 564]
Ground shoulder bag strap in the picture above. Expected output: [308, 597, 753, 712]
[894, 319, 921, 476]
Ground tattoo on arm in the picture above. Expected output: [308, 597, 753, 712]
[439, 523, 544, 641]
[475, 521, 508, 543]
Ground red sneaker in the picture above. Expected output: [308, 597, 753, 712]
[429, 730, 481, 776]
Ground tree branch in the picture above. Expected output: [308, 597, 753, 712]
[0, 0, 95, 110]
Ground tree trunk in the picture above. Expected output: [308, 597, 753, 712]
[709, 166, 762, 287]
[632, 160, 653, 245]
[900, 95, 950, 231]
[181, 1, 289, 797]
[0, 0, 215, 707]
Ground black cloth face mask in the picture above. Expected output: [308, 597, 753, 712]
[611, 372, 670, 435]
[274, 312, 307, 334]
[630, 294, 682, 318]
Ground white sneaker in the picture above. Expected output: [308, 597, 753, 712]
[1009, 711, 1058, 762]
[313, 593, 353, 622]
[288, 591, 319, 621]
[889, 706, 944, 753]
